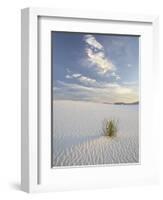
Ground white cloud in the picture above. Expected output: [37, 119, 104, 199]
[111, 72, 121, 80]
[65, 72, 97, 86]
[65, 75, 72, 79]
[111, 72, 116, 76]
[84, 35, 116, 75]
[84, 35, 104, 50]
[65, 73, 81, 79]
[103, 83, 119, 88]
[55, 81, 138, 103]
[78, 76, 96, 85]
[85, 47, 115, 74]
[55, 81, 93, 92]
[72, 73, 81, 78]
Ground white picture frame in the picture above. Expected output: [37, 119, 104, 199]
[21, 7, 159, 193]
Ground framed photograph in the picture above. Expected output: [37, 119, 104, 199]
[21, 8, 159, 193]
[52, 31, 140, 167]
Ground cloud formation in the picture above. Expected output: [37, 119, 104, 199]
[84, 35, 116, 75]
[65, 73, 97, 86]
[111, 72, 121, 80]
[54, 81, 138, 104]
[53, 33, 139, 104]
[84, 35, 104, 50]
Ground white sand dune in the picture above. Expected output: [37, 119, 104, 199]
[53, 100, 139, 167]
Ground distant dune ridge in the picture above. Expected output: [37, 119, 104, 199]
[114, 101, 139, 105]
[53, 100, 139, 167]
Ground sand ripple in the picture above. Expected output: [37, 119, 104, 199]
[53, 100, 139, 167]
[53, 135, 139, 166]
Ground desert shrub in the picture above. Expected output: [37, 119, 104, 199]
[102, 119, 118, 137]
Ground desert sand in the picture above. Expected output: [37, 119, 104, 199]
[53, 100, 139, 167]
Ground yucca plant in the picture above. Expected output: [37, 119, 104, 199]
[102, 119, 118, 137]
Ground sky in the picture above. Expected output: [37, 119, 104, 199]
[52, 32, 139, 104]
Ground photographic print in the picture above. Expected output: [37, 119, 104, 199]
[52, 32, 139, 167]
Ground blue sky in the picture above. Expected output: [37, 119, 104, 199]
[52, 32, 139, 103]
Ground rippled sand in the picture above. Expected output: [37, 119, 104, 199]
[53, 100, 139, 167]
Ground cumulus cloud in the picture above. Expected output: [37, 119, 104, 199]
[84, 35, 116, 75]
[85, 48, 115, 74]
[84, 34, 104, 50]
